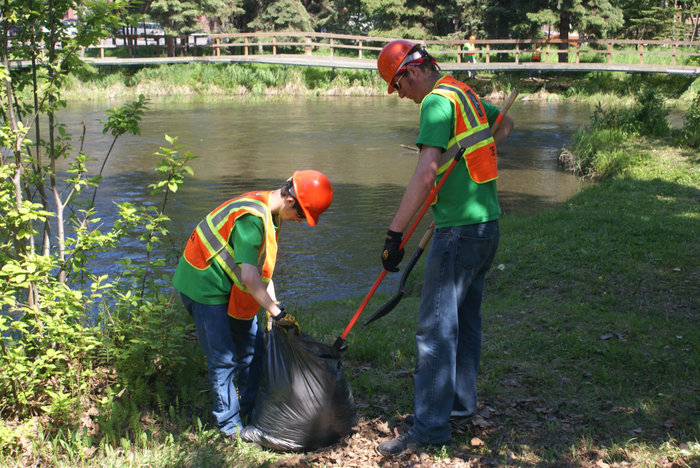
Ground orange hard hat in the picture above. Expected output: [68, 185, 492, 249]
[469, 35, 476, 40]
[290, 170, 333, 226]
[377, 39, 417, 94]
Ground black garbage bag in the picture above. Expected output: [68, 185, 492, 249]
[239, 321, 356, 451]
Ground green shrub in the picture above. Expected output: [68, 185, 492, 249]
[591, 85, 670, 138]
[591, 102, 637, 132]
[632, 85, 670, 137]
[567, 126, 630, 178]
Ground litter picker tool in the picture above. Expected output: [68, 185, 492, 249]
[332, 88, 519, 352]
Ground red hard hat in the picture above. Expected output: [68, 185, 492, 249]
[291, 170, 333, 226]
[377, 40, 417, 94]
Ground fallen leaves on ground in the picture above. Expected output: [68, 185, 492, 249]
[267, 415, 495, 468]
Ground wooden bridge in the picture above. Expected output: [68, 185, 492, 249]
[25, 32, 700, 75]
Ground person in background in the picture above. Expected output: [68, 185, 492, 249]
[172, 170, 333, 438]
[532, 41, 542, 62]
[375, 40, 514, 456]
[465, 34, 477, 78]
[530, 42, 542, 79]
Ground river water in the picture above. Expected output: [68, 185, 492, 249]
[58, 96, 591, 306]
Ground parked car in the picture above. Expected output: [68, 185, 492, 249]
[61, 19, 78, 36]
[138, 22, 164, 36]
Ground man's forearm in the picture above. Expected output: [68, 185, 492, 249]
[389, 146, 440, 232]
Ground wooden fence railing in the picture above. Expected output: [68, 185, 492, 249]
[91, 32, 700, 67]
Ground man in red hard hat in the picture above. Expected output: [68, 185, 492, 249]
[375, 40, 514, 455]
[173, 170, 333, 438]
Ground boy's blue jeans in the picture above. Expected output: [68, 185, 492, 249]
[181, 293, 265, 436]
[408, 221, 499, 444]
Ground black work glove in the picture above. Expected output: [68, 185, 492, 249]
[273, 304, 300, 333]
[381, 229, 404, 272]
[272, 303, 287, 322]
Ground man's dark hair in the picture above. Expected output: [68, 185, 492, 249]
[280, 179, 293, 197]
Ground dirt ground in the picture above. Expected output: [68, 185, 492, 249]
[268, 411, 499, 468]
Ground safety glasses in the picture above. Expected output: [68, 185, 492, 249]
[392, 72, 406, 91]
[293, 201, 305, 220]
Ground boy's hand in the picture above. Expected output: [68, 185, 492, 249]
[273, 304, 300, 333]
[382, 229, 404, 272]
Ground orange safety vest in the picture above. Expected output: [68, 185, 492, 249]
[532, 46, 541, 62]
[427, 75, 498, 184]
[182, 191, 279, 319]
[465, 42, 476, 57]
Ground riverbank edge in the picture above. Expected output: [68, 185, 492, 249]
[60, 63, 700, 109]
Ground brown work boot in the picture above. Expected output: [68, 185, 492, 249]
[377, 433, 423, 456]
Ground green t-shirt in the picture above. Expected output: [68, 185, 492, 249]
[417, 86, 502, 228]
[172, 214, 266, 305]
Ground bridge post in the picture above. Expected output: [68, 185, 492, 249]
[672, 44, 677, 65]
[575, 42, 580, 64]
[639, 43, 644, 64]
[515, 42, 520, 63]
[330, 38, 334, 57]
[305, 36, 311, 56]
[273, 37, 277, 55]
[358, 40, 363, 59]
[215, 37, 220, 57]
[607, 42, 612, 64]
[244, 37, 249, 56]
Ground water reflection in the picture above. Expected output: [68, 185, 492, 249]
[59, 97, 591, 306]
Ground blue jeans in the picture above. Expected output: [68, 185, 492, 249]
[408, 221, 499, 444]
[180, 293, 265, 436]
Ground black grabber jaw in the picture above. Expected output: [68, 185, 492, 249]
[332, 337, 348, 353]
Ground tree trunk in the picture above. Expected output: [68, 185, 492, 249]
[166, 36, 175, 57]
[127, 25, 135, 58]
[558, 10, 570, 64]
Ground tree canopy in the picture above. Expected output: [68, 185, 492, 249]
[30, 0, 700, 43]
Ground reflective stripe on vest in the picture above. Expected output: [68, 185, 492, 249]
[184, 191, 278, 319]
[196, 199, 269, 277]
[428, 76, 498, 184]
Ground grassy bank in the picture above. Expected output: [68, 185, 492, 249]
[61, 62, 700, 108]
[5, 107, 696, 468]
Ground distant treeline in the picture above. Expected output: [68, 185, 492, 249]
[94, 1, 699, 43]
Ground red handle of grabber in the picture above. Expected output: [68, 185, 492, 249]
[332, 88, 519, 352]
